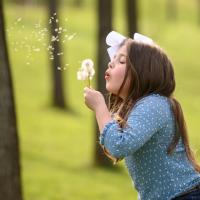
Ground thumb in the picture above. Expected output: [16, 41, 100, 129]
[89, 85, 95, 90]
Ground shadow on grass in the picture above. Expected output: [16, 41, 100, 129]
[40, 102, 81, 117]
[25, 149, 126, 175]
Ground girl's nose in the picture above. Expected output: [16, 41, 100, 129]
[108, 61, 113, 69]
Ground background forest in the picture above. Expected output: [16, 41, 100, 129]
[0, 0, 200, 200]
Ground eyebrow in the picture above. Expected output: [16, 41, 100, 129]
[113, 53, 126, 59]
[118, 53, 126, 57]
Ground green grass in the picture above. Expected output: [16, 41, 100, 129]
[3, 0, 200, 199]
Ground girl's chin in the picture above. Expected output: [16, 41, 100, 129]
[106, 85, 117, 94]
[105, 84, 112, 92]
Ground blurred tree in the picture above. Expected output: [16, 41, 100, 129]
[198, 0, 200, 24]
[95, 0, 113, 167]
[126, 0, 137, 37]
[14, 0, 25, 3]
[48, 0, 68, 109]
[166, 0, 177, 20]
[13, 0, 35, 5]
[0, 1, 23, 200]
[73, 0, 83, 7]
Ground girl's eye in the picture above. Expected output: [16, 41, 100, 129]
[118, 56, 126, 64]
[119, 60, 125, 64]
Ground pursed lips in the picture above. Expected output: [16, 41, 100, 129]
[105, 72, 110, 80]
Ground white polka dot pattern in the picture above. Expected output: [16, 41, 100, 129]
[99, 94, 200, 200]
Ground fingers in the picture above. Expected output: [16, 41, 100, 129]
[83, 87, 101, 99]
[84, 86, 95, 92]
[83, 87, 91, 98]
[83, 87, 89, 98]
[83, 87, 89, 93]
[83, 87, 95, 97]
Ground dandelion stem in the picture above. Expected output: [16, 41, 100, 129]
[88, 77, 91, 88]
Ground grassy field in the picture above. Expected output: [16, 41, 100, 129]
[4, 0, 200, 199]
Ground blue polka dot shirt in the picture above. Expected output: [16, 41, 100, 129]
[99, 94, 200, 200]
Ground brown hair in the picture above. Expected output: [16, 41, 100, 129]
[102, 39, 200, 171]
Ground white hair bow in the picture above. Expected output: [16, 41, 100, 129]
[106, 31, 154, 59]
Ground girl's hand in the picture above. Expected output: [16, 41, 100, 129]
[84, 87, 112, 132]
[83, 87, 106, 112]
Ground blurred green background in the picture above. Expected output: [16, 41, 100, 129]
[3, 0, 200, 199]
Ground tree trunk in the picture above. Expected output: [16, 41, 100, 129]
[95, 0, 113, 167]
[198, 0, 200, 25]
[0, 1, 23, 199]
[14, 0, 35, 5]
[14, 0, 26, 4]
[166, 0, 177, 20]
[126, 0, 137, 37]
[73, 0, 83, 7]
[48, 0, 67, 109]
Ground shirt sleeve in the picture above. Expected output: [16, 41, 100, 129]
[99, 95, 169, 159]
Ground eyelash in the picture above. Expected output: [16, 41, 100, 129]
[110, 57, 125, 67]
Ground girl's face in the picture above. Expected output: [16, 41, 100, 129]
[105, 44, 130, 99]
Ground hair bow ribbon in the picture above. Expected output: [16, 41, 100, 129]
[106, 31, 154, 59]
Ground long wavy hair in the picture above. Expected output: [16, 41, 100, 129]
[102, 38, 200, 172]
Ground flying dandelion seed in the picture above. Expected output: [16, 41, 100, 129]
[57, 52, 63, 56]
[68, 33, 76, 40]
[51, 35, 58, 42]
[17, 17, 22, 22]
[35, 22, 41, 29]
[34, 48, 40, 52]
[8, 14, 76, 69]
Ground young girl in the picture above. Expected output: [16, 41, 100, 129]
[83, 31, 200, 200]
